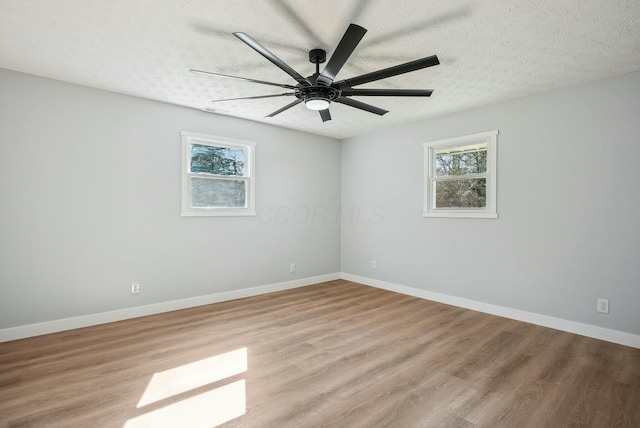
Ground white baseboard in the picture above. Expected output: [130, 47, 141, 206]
[0, 273, 341, 343]
[341, 273, 640, 349]
[5, 272, 638, 349]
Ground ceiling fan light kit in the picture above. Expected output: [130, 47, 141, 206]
[193, 23, 439, 122]
[305, 98, 330, 111]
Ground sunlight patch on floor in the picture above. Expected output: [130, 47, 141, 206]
[124, 380, 246, 428]
[125, 348, 248, 427]
[137, 347, 247, 407]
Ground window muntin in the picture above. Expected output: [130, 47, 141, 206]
[181, 132, 255, 216]
[424, 130, 497, 218]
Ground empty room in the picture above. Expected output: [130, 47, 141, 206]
[1, 1, 640, 427]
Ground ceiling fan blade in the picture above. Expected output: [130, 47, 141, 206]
[337, 55, 440, 88]
[334, 97, 388, 116]
[340, 88, 433, 97]
[234, 32, 312, 86]
[266, 99, 303, 117]
[317, 24, 367, 86]
[319, 109, 331, 122]
[212, 93, 295, 103]
[191, 69, 297, 90]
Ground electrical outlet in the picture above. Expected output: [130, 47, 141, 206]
[372, 260, 377, 270]
[131, 282, 140, 294]
[597, 298, 609, 314]
[289, 262, 296, 273]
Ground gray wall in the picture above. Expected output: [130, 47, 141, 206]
[341, 71, 640, 335]
[0, 69, 341, 329]
[2, 67, 639, 336]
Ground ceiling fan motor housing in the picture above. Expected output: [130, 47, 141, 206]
[296, 85, 340, 103]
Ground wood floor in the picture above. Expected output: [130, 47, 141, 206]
[1, 280, 639, 428]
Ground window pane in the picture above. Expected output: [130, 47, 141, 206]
[435, 178, 486, 208]
[191, 177, 246, 208]
[191, 144, 245, 176]
[436, 149, 487, 177]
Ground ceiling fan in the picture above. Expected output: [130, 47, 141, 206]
[191, 23, 440, 122]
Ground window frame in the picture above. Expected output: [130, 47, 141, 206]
[181, 131, 256, 217]
[423, 130, 498, 219]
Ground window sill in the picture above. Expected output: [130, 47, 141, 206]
[423, 211, 498, 219]
[181, 210, 256, 217]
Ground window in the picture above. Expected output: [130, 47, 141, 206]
[423, 130, 498, 218]
[181, 131, 255, 216]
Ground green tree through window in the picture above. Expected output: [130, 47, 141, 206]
[435, 149, 487, 208]
[191, 145, 245, 176]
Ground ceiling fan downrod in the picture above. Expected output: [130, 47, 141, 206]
[304, 49, 332, 110]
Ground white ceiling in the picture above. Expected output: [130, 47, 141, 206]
[2, 0, 640, 139]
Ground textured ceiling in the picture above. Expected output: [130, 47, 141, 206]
[1, 0, 640, 139]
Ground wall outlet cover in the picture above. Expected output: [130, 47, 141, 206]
[597, 298, 609, 314]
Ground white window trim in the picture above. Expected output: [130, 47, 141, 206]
[181, 131, 256, 217]
[423, 130, 498, 219]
